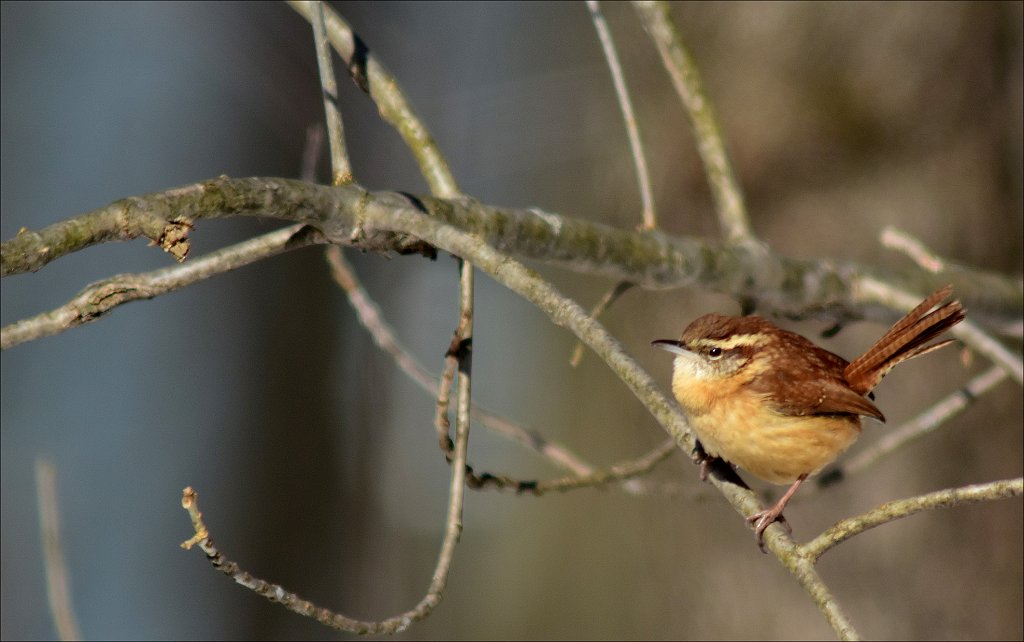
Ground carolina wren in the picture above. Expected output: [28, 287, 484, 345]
[653, 286, 965, 550]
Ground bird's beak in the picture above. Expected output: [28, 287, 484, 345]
[651, 339, 688, 356]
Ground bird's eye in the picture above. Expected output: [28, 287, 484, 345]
[708, 347, 723, 359]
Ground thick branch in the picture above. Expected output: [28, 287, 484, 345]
[4, 177, 1019, 328]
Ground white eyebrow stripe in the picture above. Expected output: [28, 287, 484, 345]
[691, 332, 770, 351]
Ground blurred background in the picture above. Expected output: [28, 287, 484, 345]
[2, 2, 1021, 639]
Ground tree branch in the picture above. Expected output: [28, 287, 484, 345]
[286, 0, 459, 198]
[632, 1, 755, 247]
[4, 178, 1019, 327]
[588, 0, 656, 230]
[2, 224, 323, 350]
[307, 0, 352, 185]
[802, 478, 1024, 562]
[326, 246, 681, 493]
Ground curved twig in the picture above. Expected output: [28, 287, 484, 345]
[588, 0, 656, 229]
[803, 478, 1024, 562]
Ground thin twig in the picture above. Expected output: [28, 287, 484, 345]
[573, 1, 654, 363]
[326, 246, 682, 491]
[286, 0, 458, 198]
[529, 437, 677, 494]
[452, 256, 475, 475]
[631, 1, 755, 247]
[802, 478, 1024, 562]
[856, 277, 1024, 385]
[836, 365, 1009, 478]
[2, 224, 321, 350]
[325, 247, 590, 474]
[35, 460, 82, 642]
[570, 281, 634, 367]
[180, 423, 473, 635]
[948, 312, 1024, 385]
[434, 346, 458, 451]
[309, 0, 352, 185]
[881, 226, 945, 273]
[587, 0, 656, 229]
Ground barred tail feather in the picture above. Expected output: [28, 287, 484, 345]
[844, 286, 965, 395]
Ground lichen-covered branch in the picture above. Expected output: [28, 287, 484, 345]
[2, 204, 194, 275]
[4, 177, 1019, 328]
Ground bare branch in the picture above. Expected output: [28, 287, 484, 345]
[587, 0, 656, 229]
[326, 246, 592, 474]
[179, 397, 475, 636]
[881, 226, 946, 274]
[301, 124, 325, 183]
[286, 0, 458, 198]
[632, 1, 755, 247]
[326, 246, 681, 492]
[529, 437, 677, 494]
[434, 324, 459, 454]
[2, 224, 321, 350]
[4, 178, 1020, 329]
[803, 478, 1024, 562]
[2, 205, 194, 276]
[35, 460, 82, 642]
[570, 280, 634, 367]
[308, 0, 352, 185]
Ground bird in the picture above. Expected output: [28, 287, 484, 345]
[652, 286, 965, 550]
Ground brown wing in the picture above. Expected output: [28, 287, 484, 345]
[746, 333, 886, 422]
[811, 379, 886, 421]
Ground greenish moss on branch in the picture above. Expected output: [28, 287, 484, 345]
[2, 176, 1020, 328]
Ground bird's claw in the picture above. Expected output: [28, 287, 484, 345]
[747, 508, 791, 553]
